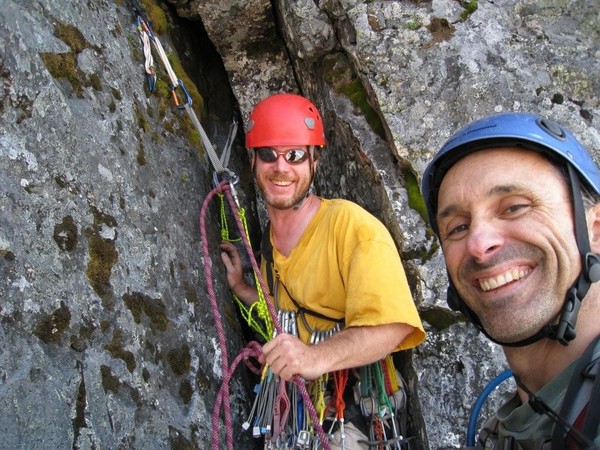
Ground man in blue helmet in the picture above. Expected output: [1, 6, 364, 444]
[421, 113, 600, 449]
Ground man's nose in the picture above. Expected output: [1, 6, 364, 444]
[272, 153, 291, 169]
[466, 221, 504, 262]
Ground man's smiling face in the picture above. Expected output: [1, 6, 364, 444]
[437, 147, 581, 343]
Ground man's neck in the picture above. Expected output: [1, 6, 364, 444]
[504, 295, 600, 399]
[268, 195, 321, 257]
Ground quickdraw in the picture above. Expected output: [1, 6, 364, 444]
[357, 358, 411, 450]
[130, 0, 237, 184]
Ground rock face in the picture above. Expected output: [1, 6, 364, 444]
[1, 0, 598, 449]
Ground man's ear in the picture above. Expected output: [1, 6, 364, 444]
[248, 149, 255, 172]
[587, 202, 600, 253]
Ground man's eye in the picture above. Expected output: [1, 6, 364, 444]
[450, 224, 468, 235]
[444, 223, 469, 239]
[503, 203, 530, 216]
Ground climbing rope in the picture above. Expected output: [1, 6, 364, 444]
[200, 181, 332, 450]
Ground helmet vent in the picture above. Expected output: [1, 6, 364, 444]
[537, 117, 566, 141]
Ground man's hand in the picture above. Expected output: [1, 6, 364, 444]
[219, 241, 258, 305]
[260, 323, 415, 381]
[260, 333, 324, 381]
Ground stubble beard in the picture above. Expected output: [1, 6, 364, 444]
[459, 245, 563, 343]
[258, 175, 312, 211]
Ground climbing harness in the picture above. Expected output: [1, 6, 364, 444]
[200, 181, 333, 450]
[260, 227, 412, 448]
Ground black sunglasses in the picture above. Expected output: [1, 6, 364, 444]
[255, 147, 309, 164]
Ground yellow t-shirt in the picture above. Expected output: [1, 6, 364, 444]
[262, 198, 425, 351]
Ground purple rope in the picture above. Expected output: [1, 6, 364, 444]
[201, 181, 331, 450]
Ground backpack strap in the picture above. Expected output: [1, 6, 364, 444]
[260, 221, 275, 295]
[581, 353, 600, 441]
[551, 334, 600, 450]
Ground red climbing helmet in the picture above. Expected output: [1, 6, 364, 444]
[245, 93, 326, 148]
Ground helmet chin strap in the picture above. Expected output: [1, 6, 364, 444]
[292, 191, 311, 210]
[451, 165, 600, 347]
[292, 146, 318, 211]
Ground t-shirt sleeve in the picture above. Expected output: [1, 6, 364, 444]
[344, 239, 426, 351]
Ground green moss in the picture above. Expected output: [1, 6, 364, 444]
[166, 55, 206, 146]
[322, 53, 386, 140]
[105, 329, 136, 373]
[405, 19, 422, 30]
[460, 1, 478, 21]
[33, 302, 71, 344]
[167, 344, 191, 376]
[53, 215, 78, 252]
[111, 87, 123, 101]
[40, 52, 85, 98]
[340, 79, 386, 139]
[3, 250, 16, 261]
[134, 102, 150, 133]
[89, 73, 102, 91]
[54, 22, 91, 54]
[154, 79, 171, 99]
[179, 379, 193, 405]
[122, 291, 170, 332]
[140, 0, 169, 35]
[187, 129, 202, 151]
[86, 233, 118, 299]
[403, 168, 428, 223]
[85, 208, 118, 304]
[137, 143, 147, 166]
[100, 364, 121, 393]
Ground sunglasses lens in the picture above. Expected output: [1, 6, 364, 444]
[256, 147, 278, 162]
[255, 147, 309, 164]
[285, 149, 308, 164]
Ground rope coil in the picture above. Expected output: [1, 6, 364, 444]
[200, 181, 332, 450]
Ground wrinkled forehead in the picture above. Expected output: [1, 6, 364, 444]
[438, 147, 568, 204]
[442, 146, 563, 182]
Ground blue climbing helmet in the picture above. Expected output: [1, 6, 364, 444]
[423, 113, 600, 235]
[421, 112, 600, 347]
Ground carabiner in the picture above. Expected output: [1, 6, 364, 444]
[171, 79, 192, 110]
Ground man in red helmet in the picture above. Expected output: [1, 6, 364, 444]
[220, 93, 425, 449]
